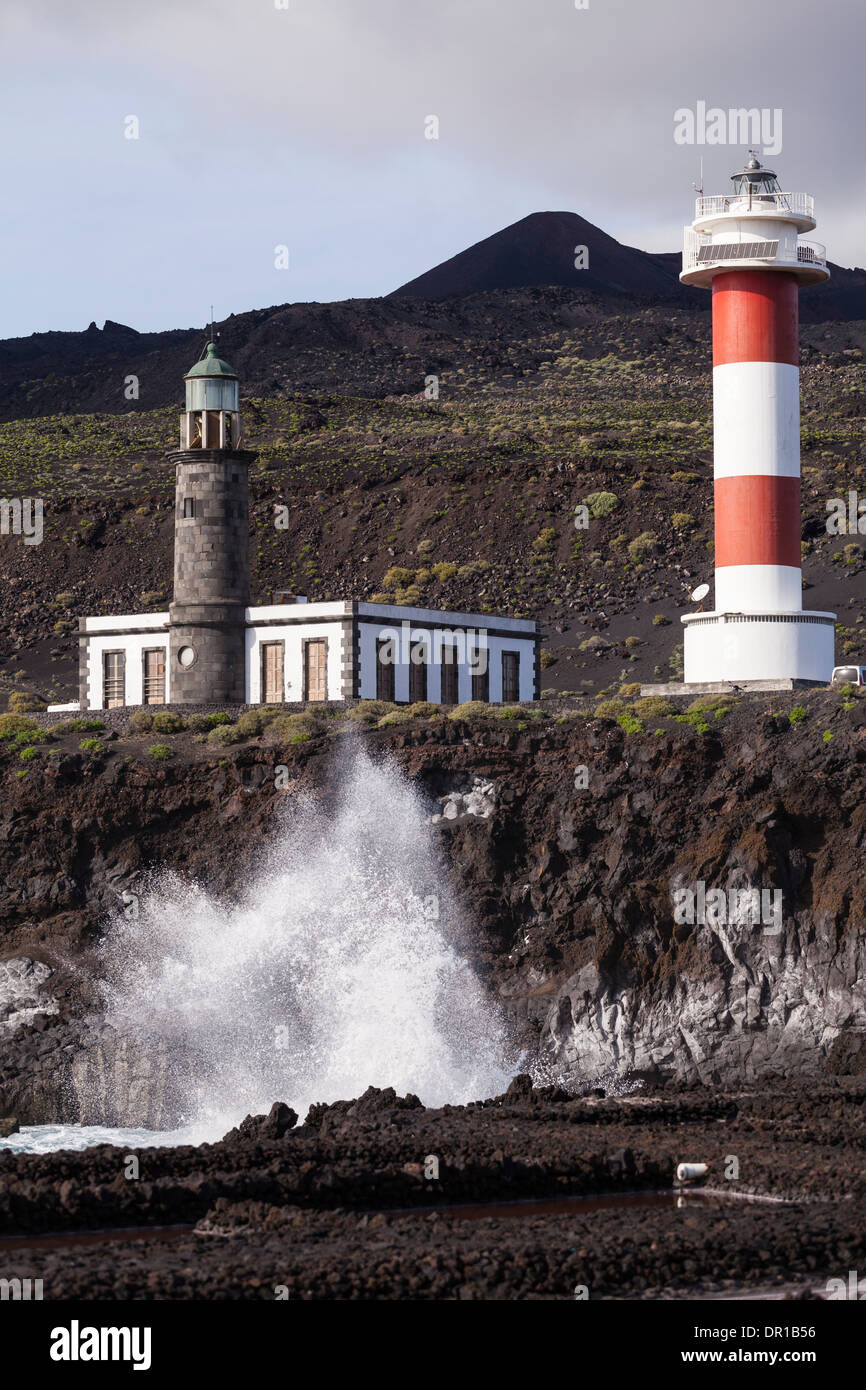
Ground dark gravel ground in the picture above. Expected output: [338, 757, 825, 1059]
[1, 1078, 864, 1300]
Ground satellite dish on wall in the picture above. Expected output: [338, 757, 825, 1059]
[690, 582, 710, 603]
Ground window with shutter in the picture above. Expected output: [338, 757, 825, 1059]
[142, 649, 166, 705]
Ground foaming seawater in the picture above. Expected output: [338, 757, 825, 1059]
[91, 744, 518, 1142]
[0, 1124, 198, 1155]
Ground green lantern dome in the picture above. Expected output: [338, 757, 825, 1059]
[184, 341, 238, 380]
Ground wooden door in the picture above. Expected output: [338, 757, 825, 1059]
[409, 642, 427, 703]
[261, 642, 285, 704]
[103, 651, 125, 709]
[471, 663, 489, 703]
[440, 646, 458, 704]
[501, 651, 520, 703]
[304, 639, 327, 702]
[376, 638, 395, 702]
[142, 649, 166, 705]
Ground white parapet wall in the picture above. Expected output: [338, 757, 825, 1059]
[683, 611, 836, 684]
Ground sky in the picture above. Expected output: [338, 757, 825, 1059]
[1, 0, 863, 339]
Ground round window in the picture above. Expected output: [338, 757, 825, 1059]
[178, 646, 196, 668]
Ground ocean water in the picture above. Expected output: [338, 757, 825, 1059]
[3, 745, 519, 1154]
[0, 1124, 199, 1155]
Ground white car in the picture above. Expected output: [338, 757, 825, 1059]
[830, 665, 866, 687]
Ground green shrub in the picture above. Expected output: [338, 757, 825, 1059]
[54, 718, 105, 733]
[652, 614, 671, 627]
[447, 701, 494, 722]
[617, 713, 643, 735]
[628, 531, 658, 562]
[686, 695, 737, 713]
[14, 729, 51, 746]
[822, 729, 834, 743]
[583, 491, 620, 519]
[234, 707, 280, 738]
[579, 635, 608, 652]
[635, 696, 677, 717]
[207, 724, 241, 746]
[147, 743, 171, 760]
[346, 700, 397, 724]
[184, 711, 233, 732]
[406, 701, 439, 719]
[0, 715, 42, 741]
[532, 526, 557, 552]
[79, 738, 105, 755]
[674, 711, 713, 733]
[8, 692, 46, 713]
[540, 648, 556, 668]
[594, 699, 629, 720]
[431, 562, 458, 582]
[671, 512, 696, 530]
[54, 591, 75, 606]
[383, 566, 413, 589]
[394, 586, 423, 606]
[128, 711, 154, 733]
[624, 636, 642, 649]
[18, 746, 39, 761]
[151, 711, 186, 734]
[376, 701, 444, 727]
[185, 714, 212, 733]
[265, 713, 321, 742]
[416, 539, 436, 555]
[619, 682, 641, 698]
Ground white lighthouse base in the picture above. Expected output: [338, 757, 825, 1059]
[680, 610, 836, 685]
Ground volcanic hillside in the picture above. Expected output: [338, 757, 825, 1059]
[390, 211, 686, 299]
[1, 210, 865, 711]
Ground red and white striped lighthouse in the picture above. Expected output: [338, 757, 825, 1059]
[679, 154, 835, 685]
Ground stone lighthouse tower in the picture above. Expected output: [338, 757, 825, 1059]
[167, 342, 257, 703]
[678, 154, 836, 685]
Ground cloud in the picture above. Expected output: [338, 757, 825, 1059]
[1, 0, 863, 334]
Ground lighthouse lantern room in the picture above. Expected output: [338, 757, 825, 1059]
[180, 341, 243, 451]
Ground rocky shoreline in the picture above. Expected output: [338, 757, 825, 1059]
[2, 693, 865, 1129]
[1, 1080, 864, 1299]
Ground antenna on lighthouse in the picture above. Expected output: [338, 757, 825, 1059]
[693, 157, 703, 196]
[690, 581, 710, 612]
